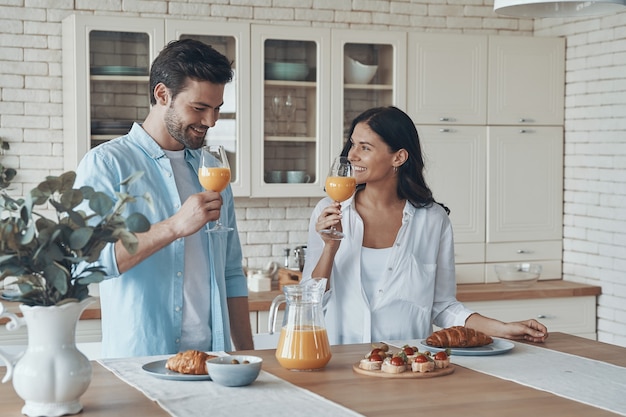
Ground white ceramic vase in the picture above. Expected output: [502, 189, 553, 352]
[0, 297, 94, 417]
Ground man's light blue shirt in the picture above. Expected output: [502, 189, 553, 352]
[74, 123, 248, 358]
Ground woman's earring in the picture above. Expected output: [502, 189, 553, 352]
[393, 166, 398, 173]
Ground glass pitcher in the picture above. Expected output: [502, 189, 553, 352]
[268, 278, 331, 371]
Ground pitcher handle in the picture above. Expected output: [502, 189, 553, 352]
[267, 294, 285, 335]
[0, 302, 25, 383]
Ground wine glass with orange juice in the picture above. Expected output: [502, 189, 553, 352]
[320, 156, 356, 240]
[198, 145, 233, 233]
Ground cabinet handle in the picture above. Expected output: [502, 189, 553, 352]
[516, 249, 534, 254]
[519, 118, 529, 123]
[537, 314, 547, 319]
[519, 129, 530, 134]
[439, 117, 451, 122]
[439, 128, 451, 133]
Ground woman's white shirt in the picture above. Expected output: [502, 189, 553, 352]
[302, 196, 474, 345]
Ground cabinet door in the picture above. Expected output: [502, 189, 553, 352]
[407, 33, 488, 126]
[166, 21, 251, 197]
[420, 125, 486, 244]
[488, 36, 565, 126]
[487, 126, 563, 242]
[250, 25, 330, 197]
[62, 14, 165, 171]
[330, 29, 407, 156]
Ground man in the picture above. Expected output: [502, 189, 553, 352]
[75, 39, 254, 358]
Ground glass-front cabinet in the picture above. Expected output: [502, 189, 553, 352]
[63, 15, 406, 198]
[330, 30, 407, 156]
[62, 15, 165, 176]
[250, 25, 331, 197]
[166, 21, 250, 196]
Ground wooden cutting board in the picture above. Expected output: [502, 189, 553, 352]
[352, 363, 455, 378]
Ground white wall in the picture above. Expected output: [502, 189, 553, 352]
[0, 1, 624, 347]
[535, 14, 626, 347]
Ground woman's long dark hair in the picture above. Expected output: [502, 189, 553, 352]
[341, 106, 449, 214]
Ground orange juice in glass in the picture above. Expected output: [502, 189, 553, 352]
[320, 156, 355, 240]
[198, 167, 231, 193]
[325, 176, 357, 203]
[198, 145, 233, 233]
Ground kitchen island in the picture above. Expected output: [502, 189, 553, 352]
[0, 332, 623, 416]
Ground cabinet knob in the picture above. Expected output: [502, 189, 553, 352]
[519, 118, 529, 123]
[519, 129, 530, 134]
[516, 249, 534, 254]
[537, 314, 547, 319]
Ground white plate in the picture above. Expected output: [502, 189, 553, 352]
[416, 338, 514, 356]
[142, 359, 212, 381]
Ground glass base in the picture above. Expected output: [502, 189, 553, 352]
[206, 223, 233, 233]
[319, 228, 344, 240]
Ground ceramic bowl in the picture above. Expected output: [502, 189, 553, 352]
[344, 56, 378, 84]
[265, 62, 309, 81]
[206, 355, 262, 387]
[494, 263, 542, 287]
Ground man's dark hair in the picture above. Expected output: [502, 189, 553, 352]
[149, 38, 233, 105]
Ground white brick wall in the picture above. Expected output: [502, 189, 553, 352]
[1, 1, 625, 346]
[536, 13, 626, 347]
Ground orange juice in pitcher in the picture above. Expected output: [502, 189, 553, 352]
[269, 278, 331, 371]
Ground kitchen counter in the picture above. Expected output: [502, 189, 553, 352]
[0, 280, 602, 323]
[248, 279, 601, 312]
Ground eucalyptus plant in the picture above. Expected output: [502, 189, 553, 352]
[0, 171, 152, 306]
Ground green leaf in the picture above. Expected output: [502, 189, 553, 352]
[58, 171, 77, 193]
[69, 227, 94, 250]
[60, 189, 84, 210]
[115, 229, 139, 254]
[89, 192, 114, 216]
[120, 171, 144, 186]
[125, 213, 151, 233]
[76, 271, 105, 285]
[43, 262, 70, 295]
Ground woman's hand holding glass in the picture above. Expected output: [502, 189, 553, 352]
[319, 156, 356, 240]
[198, 144, 233, 233]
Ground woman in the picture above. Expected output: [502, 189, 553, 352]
[302, 106, 548, 345]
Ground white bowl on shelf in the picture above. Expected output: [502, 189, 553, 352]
[494, 263, 542, 288]
[344, 56, 378, 84]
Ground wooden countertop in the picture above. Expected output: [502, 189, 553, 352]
[0, 280, 601, 322]
[248, 279, 601, 311]
[0, 333, 622, 417]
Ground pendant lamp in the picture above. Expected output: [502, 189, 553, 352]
[494, 0, 626, 17]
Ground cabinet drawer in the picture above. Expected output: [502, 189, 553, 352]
[456, 264, 485, 284]
[486, 240, 562, 262]
[464, 296, 596, 337]
[454, 242, 485, 264]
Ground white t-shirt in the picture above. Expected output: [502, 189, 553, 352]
[164, 149, 211, 350]
[361, 246, 392, 304]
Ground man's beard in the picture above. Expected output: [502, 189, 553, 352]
[164, 106, 207, 150]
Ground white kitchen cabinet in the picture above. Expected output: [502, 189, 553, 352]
[250, 25, 330, 198]
[62, 14, 165, 175]
[62, 15, 252, 196]
[488, 36, 565, 126]
[420, 125, 487, 244]
[487, 126, 564, 243]
[330, 29, 407, 156]
[408, 33, 488, 126]
[464, 296, 597, 339]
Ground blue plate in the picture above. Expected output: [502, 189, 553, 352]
[142, 359, 212, 381]
[416, 338, 514, 356]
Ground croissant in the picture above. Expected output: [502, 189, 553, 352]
[165, 350, 216, 375]
[426, 326, 493, 348]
